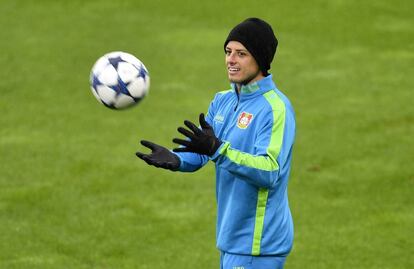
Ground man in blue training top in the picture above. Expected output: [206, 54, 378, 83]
[136, 18, 296, 269]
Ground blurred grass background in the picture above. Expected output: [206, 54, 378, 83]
[0, 0, 413, 268]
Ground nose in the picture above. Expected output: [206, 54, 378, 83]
[226, 52, 236, 65]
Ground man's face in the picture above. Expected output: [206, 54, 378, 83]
[225, 41, 263, 85]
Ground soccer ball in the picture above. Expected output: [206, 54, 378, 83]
[89, 51, 150, 109]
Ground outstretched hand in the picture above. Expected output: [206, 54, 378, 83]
[136, 140, 180, 171]
[173, 113, 221, 156]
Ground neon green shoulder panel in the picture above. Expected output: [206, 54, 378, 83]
[219, 90, 286, 172]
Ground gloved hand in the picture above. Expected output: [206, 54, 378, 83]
[173, 113, 222, 156]
[136, 140, 180, 171]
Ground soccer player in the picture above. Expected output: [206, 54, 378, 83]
[136, 18, 296, 269]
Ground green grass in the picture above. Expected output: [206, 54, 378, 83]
[1, 0, 413, 268]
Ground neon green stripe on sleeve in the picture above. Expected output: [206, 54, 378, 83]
[251, 188, 269, 255]
[263, 90, 286, 168]
[220, 142, 278, 171]
[219, 91, 286, 171]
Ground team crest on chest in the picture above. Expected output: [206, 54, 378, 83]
[237, 112, 253, 129]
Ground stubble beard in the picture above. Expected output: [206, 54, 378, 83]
[230, 69, 262, 86]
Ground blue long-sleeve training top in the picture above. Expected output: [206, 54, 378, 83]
[175, 75, 296, 256]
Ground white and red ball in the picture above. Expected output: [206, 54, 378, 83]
[90, 51, 150, 109]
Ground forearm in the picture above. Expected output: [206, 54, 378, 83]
[211, 142, 280, 188]
[175, 151, 209, 172]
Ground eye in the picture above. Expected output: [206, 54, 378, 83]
[225, 50, 231, 56]
[238, 51, 246, 57]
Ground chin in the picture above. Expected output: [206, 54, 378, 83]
[229, 79, 241, 84]
[228, 76, 242, 84]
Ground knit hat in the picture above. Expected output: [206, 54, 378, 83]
[224, 18, 278, 76]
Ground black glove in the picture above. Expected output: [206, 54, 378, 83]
[173, 113, 222, 156]
[136, 140, 180, 171]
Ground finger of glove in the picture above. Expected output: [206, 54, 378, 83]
[140, 140, 159, 151]
[177, 127, 196, 140]
[199, 113, 211, 129]
[140, 155, 156, 166]
[172, 147, 191, 153]
[184, 120, 202, 135]
[172, 138, 193, 147]
[135, 151, 148, 159]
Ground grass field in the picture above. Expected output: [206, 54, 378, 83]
[1, 0, 413, 268]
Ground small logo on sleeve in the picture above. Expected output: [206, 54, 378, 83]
[237, 112, 253, 129]
[214, 114, 225, 123]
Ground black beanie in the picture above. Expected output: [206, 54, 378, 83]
[224, 18, 278, 76]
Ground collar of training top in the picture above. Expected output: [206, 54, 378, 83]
[231, 74, 276, 95]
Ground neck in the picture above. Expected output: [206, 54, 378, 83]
[235, 73, 265, 93]
[232, 74, 275, 95]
